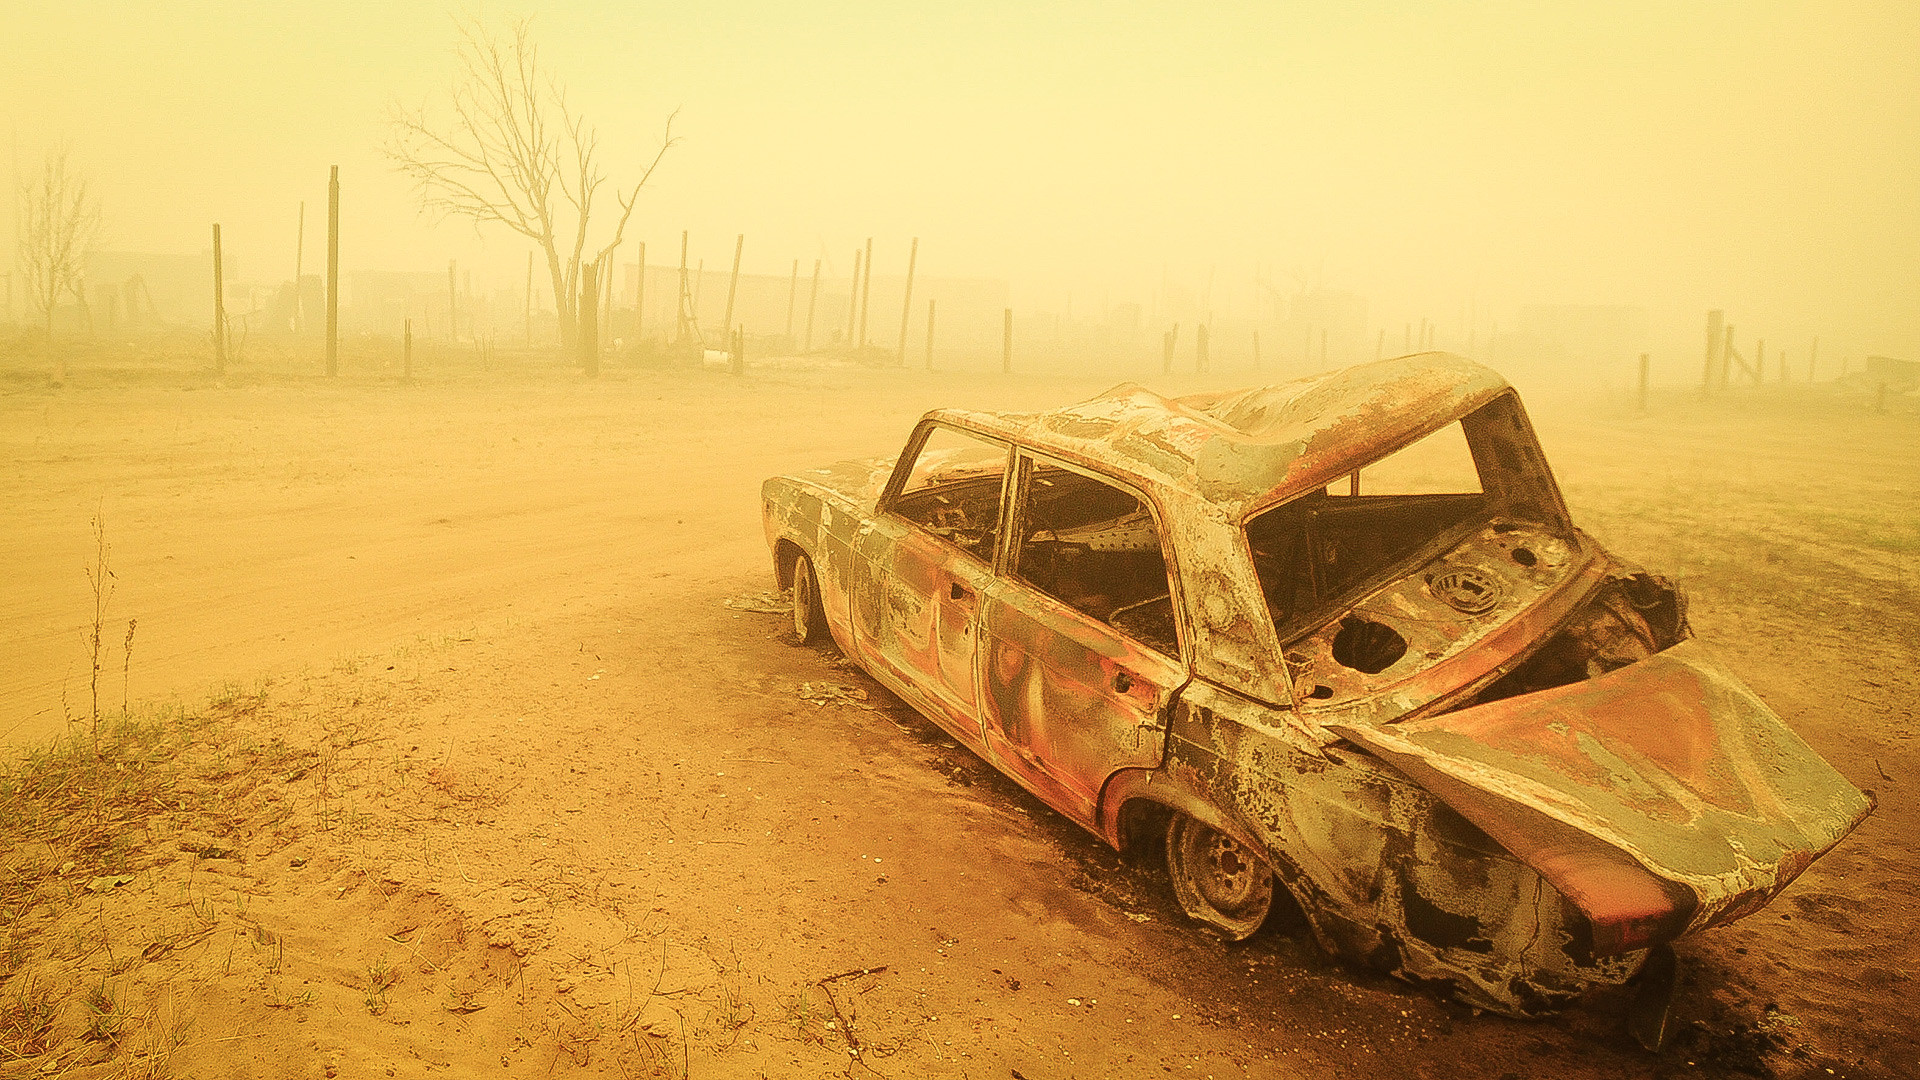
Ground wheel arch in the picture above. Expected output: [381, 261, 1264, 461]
[1099, 767, 1323, 934]
[772, 537, 806, 589]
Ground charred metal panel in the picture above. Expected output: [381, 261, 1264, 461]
[1285, 526, 1609, 728]
[1162, 680, 1643, 1016]
[978, 578, 1183, 828]
[1329, 640, 1875, 940]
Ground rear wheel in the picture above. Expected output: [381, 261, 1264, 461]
[1166, 813, 1274, 940]
[791, 554, 826, 644]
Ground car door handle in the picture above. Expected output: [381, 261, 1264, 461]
[950, 582, 971, 601]
[1111, 670, 1134, 694]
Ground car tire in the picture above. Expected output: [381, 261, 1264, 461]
[1166, 813, 1274, 941]
[791, 553, 827, 645]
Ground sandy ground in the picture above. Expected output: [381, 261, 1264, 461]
[1, 343, 1915, 1079]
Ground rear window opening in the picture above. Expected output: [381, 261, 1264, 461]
[1248, 393, 1573, 646]
[1249, 419, 1490, 636]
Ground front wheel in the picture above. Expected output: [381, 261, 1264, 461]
[1166, 813, 1274, 940]
[791, 553, 827, 644]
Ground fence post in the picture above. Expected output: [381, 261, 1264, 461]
[722, 233, 744, 346]
[785, 257, 798, 346]
[805, 259, 821, 352]
[211, 223, 226, 374]
[731, 325, 745, 377]
[634, 241, 646, 349]
[326, 165, 339, 378]
[579, 259, 599, 377]
[896, 236, 918, 366]
[859, 237, 873, 348]
[843, 248, 860, 345]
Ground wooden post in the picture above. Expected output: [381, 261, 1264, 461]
[722, 233, 744, 345]
[843, 248, 860, 345]
[675, 231, 691, 344]
[579, 259, 599, 376]
[602, 243, 616, 351]
[1002, 308, 1013, 373]
[1253, 330, 1262, 371]
[634, 241, 646, 348]
[896, 236, 918, 366]
[1638, 353, 1650, 412]
[403, 318, 413, 381]
[326, 165, 339, 378]
[805, 259, 821, 351]
[447, 259, 457, 343]
[731, 325, 744, 377]
[212, 223, 227, 374]
[858, 237, 873, 348]
[1196, 323, 1210, 374]
[785, 258, 798, 346]
[293, 201, 304, 335]
[924, 298, 936, 370]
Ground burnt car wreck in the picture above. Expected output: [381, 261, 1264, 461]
[760, 354, 1872, 1043]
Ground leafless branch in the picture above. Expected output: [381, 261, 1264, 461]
[379, 16, 674, 349]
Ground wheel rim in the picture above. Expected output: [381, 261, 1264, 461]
[791, 558, 816, 640]
[1167, 815, 1273, 940]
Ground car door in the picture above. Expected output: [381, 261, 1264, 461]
[850, 423, 1009, 750]
[977, 452, 1187, 829]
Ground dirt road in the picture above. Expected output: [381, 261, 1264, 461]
[1, 354, 1913, 1078]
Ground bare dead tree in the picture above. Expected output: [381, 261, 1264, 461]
[17, 147, 102, 377]
[383, 18, 676, 350]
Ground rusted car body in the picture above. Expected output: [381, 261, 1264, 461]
[760, 353, 1871, 1024]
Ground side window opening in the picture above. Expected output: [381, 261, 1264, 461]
[1250, 419, 1490, 632]
[1014, 459, 1180, 657]
[890, 425, 1008, 563]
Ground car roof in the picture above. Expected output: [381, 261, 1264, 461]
[935, 352, 1511, 516]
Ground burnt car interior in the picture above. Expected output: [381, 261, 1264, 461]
[890, 426, 1009, 562]
[1014, 461, 1181, 657]
[1249, 417, 1493, 637]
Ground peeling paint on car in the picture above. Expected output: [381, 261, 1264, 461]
[759, 353, 1873, 1022]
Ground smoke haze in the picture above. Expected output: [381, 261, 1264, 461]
[5, 0, 1916, 361]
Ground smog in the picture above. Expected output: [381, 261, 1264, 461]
[2, 6, 1914, 1078]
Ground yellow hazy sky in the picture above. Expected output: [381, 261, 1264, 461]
[5, 0, 1916, 355]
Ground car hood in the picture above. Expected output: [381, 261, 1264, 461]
[1329, 639, 1873, 946]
